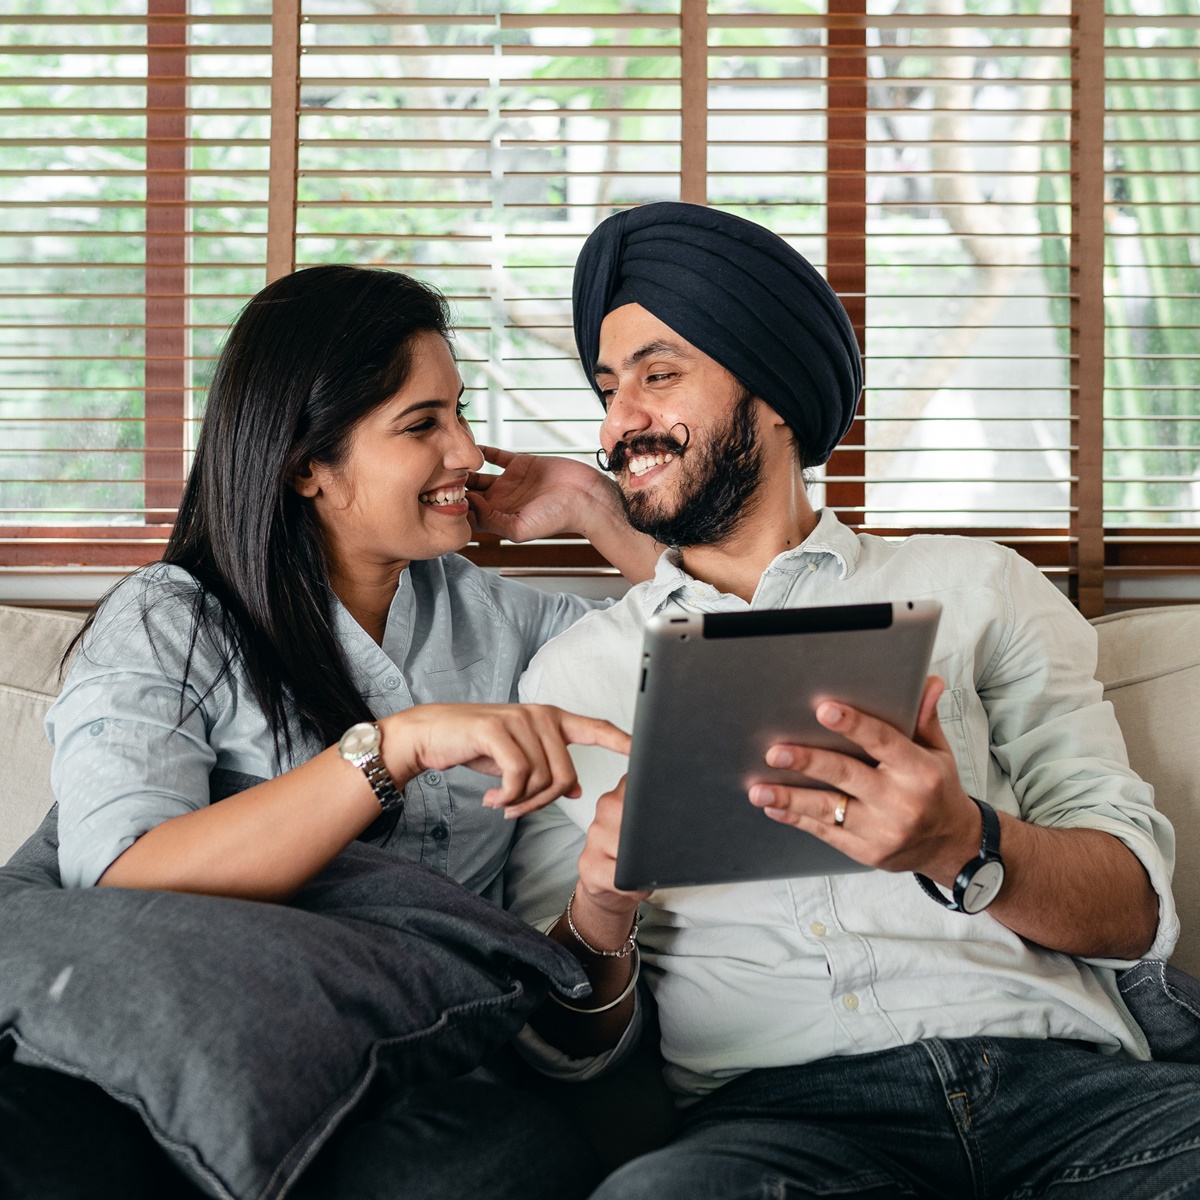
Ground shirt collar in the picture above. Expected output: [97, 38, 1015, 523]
[330, 568, 416, 690]
[638, 507, 862, 616]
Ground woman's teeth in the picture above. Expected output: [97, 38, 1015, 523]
[628, 452, 674, 478]
[419, 486, 467, 507]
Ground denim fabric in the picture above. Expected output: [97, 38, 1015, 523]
[591, 1038, 1200, 1200]
[1119, 960, 1200, 1065]
[0, 809, 589, 1200]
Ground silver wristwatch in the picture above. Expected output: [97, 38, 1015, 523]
[338, 722, 404, 814]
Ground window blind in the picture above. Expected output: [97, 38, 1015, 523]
[1103, 0, 1200, 609]
[0, 0, 270, 574]
[0, 0, 1197, 617]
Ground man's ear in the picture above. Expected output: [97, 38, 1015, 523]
[759, 399, 787, 430]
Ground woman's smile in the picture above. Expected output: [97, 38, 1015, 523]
[418, 482, 470, 515]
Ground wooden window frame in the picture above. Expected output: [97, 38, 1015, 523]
[3, 0, 1199, 617]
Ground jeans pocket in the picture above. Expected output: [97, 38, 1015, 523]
[1118, 959, 1200, 1064]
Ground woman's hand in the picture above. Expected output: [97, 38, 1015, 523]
[381, 703, 631, 819]
[467, 446, 660, 583]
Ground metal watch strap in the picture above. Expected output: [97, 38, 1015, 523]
[359, 752, 404, 814]
[914, 797, 1000, 912]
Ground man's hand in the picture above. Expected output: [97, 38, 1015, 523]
[747, 674, 1159, 957]
[467, 445, 661, 583]
[748, 676, 981, 888]
[467, 445, 609, 544]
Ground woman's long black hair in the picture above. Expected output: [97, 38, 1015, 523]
[68, 264, 453, 758]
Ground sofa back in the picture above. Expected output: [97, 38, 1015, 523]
[0, 605, 82, 862]
[1094, 606, 1200, 977]
[2, 601, 1198, 975]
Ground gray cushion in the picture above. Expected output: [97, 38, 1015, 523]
[0, 812, 589, 1200]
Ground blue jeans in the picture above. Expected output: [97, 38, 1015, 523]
[592, 1038, 1200, 1200]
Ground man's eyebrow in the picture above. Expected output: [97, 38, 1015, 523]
[594, 340, 690, 378]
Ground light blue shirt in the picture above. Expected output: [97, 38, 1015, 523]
[48, 556, 602, 893]
[509, 510, 1178, 1094]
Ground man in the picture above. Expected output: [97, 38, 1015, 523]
[504, 202, 1200, 1199]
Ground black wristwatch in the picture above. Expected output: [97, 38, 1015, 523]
[914, 797, 1005, 915]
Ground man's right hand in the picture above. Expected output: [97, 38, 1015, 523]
[572, 776, 651, 948]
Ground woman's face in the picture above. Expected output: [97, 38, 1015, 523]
[297, 330, 484, 572]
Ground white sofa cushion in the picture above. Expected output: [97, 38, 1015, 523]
[1094, 605, 1200, 978]
[0, 606, 82, 865]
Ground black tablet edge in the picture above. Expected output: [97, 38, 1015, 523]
[702, 602, 895, 639]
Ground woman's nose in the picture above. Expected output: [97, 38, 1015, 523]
[447, 419, 485, 471]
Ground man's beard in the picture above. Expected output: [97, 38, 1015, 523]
[611, 391, 764, 548]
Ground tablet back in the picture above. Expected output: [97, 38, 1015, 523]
[614, 601, 942, 890]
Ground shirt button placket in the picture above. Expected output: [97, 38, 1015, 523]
[420, 771, 451, 872]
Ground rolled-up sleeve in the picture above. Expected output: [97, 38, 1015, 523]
[983, 553, 1178, 964]
[47, 570, 220, 888]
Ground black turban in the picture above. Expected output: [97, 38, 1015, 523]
[572, 202, 862, 467]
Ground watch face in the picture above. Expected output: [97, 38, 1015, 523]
[339, 722, 380, 759]
[961, 860, 1005, 914]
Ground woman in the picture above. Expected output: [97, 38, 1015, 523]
[1, 265, 658, 1200]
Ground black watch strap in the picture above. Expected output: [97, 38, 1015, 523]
[914, 798, 1003, 913]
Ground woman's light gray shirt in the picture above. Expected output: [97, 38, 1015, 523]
[48, 556, 601, 893]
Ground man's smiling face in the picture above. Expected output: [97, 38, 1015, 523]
[596, 303, 768, 547]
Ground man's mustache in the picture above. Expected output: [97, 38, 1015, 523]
[600, 424, 691, 474]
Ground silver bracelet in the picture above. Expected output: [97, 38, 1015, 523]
[563, 888, 640, 958]
[546, 945, 640, 1014]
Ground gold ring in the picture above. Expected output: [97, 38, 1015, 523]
[833, 793, 850, 826]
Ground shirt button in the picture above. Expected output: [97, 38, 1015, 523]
[809, 921, 827, 937]
[424, 771, 442, 786]
[383, 675, 400, 691]
[89, 721, 105, 736]
[430, 824, 449, 842]
[808, 562, 818, 572]
[843, 993, 860, 1011]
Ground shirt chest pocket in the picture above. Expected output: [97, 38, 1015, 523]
[936, 686, 984, 800]
[419, 656, 499, 704]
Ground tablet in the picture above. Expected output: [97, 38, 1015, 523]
[613, 600, 943, 891]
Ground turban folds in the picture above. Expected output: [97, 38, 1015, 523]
[572, 202, 862, 467]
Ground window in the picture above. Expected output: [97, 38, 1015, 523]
[1, 0, 1197, 615]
